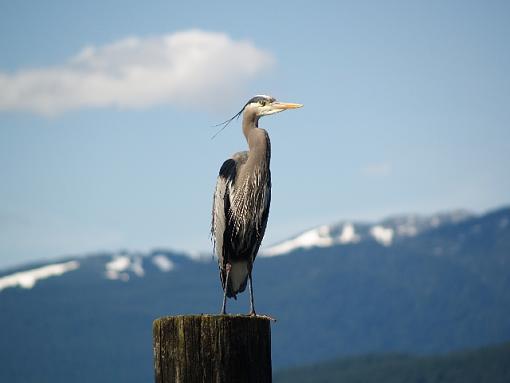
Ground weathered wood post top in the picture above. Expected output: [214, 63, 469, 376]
[153, 314, 272, 383]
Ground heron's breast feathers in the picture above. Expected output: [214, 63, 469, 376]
[229, 167, 271, 237]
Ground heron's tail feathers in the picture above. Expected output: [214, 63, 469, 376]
[221, 261, 249, 299]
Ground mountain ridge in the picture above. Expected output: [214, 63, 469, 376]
[0, 207, 486, 278]
[1, 206, 509, 382]
[263, 208, 474, 256]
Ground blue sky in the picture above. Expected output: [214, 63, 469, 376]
[1, 0, 509, 268]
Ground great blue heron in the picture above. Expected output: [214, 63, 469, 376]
[211, 95, 303, 315]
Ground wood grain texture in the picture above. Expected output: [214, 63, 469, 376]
[153, 315, 272, 383]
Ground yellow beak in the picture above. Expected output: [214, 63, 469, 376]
[273, 102, 304, 110]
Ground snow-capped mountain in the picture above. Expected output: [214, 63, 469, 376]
[262, 210, 472, 256]
[0, 250, 188, 293]
[0, 210, 473, 292]
[1, 207, 509, 383]
[0, 260, 80, 292]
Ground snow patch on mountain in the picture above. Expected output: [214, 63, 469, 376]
[370, 225, 394, 246]
[104, 253, 179, 280]
[262, 226, 332, 257]
[131, 256, 145, 277]
[339, 223, 361, 244]
[262, 225, 333, 256]
[105, 256, 131, 281]
[0, 260, 80, 292]
[105, 254, 147, 281]
[152, 255, 174, 272]
[263, 223, 360, 257]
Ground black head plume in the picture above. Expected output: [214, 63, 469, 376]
[210, 95, 275, 139]
[211, 106, 244, 139]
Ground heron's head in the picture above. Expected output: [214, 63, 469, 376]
[243, 95, 303, 117]
[212, 95, 303, 138]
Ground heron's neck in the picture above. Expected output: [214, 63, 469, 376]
[242, 112, 259, 139]
[242, 113, 270, 169]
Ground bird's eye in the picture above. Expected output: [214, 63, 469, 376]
[259, 100, 267, 106]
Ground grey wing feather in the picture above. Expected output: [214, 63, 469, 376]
[212, 153, 252, 297]
[211, 157, 238, 267]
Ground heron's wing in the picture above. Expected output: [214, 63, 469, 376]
[211, 157, 238, 268]
[253, 175, 271, 261]
[212, 151, 268, 296]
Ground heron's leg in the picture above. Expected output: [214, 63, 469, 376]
[220, 263, 231, 315]
[248, 271, 256, 316]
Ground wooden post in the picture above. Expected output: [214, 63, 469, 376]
[153, 314, 272, 383]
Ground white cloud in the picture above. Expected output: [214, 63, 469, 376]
[0, 30, 274, 115]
